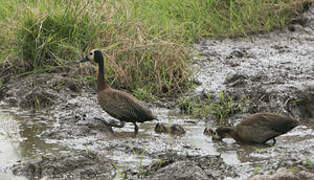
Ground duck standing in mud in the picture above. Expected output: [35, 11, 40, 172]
[204, 112, 299, 145]
[79, 49, 156, 135]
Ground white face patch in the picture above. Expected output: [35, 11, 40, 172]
[87, 50, 95, 61]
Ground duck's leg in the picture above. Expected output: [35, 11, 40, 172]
[272, 138, 276, 145]
[133, 122, 138, 135]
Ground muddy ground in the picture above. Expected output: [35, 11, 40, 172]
[0, 2, 314, 180]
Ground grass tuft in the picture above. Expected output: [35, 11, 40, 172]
[15, 0, 99, 69]
[178, 91, 248, 125]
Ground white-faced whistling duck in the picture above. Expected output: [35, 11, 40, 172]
[204, 112, 299, 145]
[79, 49, 156, 135]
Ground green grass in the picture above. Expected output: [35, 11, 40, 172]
[305, 159, 314, 171]
[178, 91, 248, 125]
[0, 0, 308, 96]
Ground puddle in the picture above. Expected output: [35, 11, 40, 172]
[0, 107, 72, 180]
[0, 109, 24, 180]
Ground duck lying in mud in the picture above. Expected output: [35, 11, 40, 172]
[155, 123, 186, 135]
[204, 112, 299, 145]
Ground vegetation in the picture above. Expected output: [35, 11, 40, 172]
[178, 91, 248, 125]
[112, 162, 127, 179]
[305, 159, 314, 171]
[0, 0, 308, 96]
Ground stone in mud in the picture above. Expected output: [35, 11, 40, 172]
[12, 152, 116, 179]
[150, 161, 209, 180]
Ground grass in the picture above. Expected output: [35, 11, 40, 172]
[112, 162, 127, 179]
[178, 91, 248, 125]
[305, 159, 314, 171]
[132, 88, 158, 103]
[0, 0, 309, 96]
[253, 166, 261, 175]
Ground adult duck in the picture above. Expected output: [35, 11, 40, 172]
[204, 112, 299, 144]
[79, 49, 156, 134]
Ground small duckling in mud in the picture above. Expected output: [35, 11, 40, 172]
[203, 128, 221, 140]
[203, 112, 299, 145]
[154, 123, 185, 135]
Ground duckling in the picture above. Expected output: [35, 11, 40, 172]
[154, 123, 185, 135]
[170, 124, 186, 135]
[79, 49, 156, 135]
[206, 113, 299, 144]
[203, 128, 219, 138]
[155, 123, 169, 134]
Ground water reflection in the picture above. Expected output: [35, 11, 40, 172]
[0, 109, 25, 179]
[0, 107, 69, 179]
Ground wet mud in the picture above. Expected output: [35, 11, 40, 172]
[191, 4, 314, 121]
[0, 2, 314, 180]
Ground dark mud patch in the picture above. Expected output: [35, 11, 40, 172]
[0, 72, 83, 109]
[144, 153, 237, 180]
[12, 152, 116, 179]
[11, 151, 236, 180]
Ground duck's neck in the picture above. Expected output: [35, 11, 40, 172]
[97, 58, 109, 92]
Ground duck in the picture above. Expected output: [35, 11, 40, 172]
[154, 123, 185, 135]
[204, 112, 299, 145]
[79, 49, 156, 135]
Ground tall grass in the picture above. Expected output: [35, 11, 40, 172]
[15, 0, 100, 69]
[0, 0, 308, 96]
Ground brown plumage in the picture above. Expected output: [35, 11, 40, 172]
[79, 49, 156, 134]
[154, 123, 185, 135]
[205, 113, 299, 144]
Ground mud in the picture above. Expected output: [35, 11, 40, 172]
[191, 4, 314, 121]
[0, 2, 313, 180]
[12, 152, 116, 179]
[1, 73, 82, 109]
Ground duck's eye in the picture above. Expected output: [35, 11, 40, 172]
[90, 52, 93, 56]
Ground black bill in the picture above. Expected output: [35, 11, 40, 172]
[78, 56, 89, 64]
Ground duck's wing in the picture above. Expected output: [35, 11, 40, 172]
[237, 125, 282, 144]
[98, 89, 155, 122]
[239, 113, 299, 134]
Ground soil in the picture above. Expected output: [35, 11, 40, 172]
[0, 2, 313, 180]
